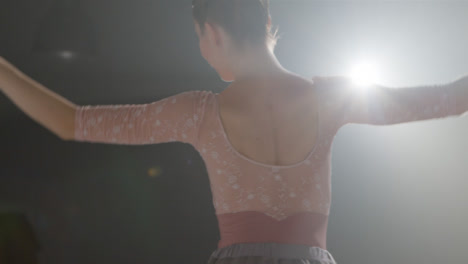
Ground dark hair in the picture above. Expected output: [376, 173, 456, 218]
[192, 0, 280, 52]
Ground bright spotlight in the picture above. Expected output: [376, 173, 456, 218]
[349, 62, 381, 88]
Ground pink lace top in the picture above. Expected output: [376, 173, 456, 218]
[74, 76, 462, 250]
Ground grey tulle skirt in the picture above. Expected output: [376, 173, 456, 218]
[207, 243, 337, 264]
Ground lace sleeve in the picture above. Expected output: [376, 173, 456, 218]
[320, 76, 459, 128]
[74, 90, 209, 147]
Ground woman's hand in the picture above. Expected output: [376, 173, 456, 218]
[0, 56, 20, 91]
[0, 56, 17, 73]
[0, 56, 11, 67]
[0, 55, 78, 140]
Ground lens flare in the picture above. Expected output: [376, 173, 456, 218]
[349, 61, 381, 88]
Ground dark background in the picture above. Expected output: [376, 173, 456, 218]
[1, 0, 468, 263]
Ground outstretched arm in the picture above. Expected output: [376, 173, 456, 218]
[0, 56, 210, 146]
[0, 56, 77, 140]
[318, 75, 468, 128]
[74, 90, 208, 146]
[448, 75, 468, 115]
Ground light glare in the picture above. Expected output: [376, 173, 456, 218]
[349, 62, 381, 87]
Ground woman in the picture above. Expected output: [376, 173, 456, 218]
[1, 0, 467, 263]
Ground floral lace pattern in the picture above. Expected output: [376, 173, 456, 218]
[75, 91, 210, 145]
[75, 76, 461, 222]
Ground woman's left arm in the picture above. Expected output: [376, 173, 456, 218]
[448, 75, 468, 116]
[321, 75, 468, 128]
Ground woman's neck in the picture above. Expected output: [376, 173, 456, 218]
[229, 45, 287, 82]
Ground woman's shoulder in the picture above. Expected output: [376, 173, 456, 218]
[286, 73, 351, 92]
[312, 75, 353, 87]
[311, 75, 354, 95]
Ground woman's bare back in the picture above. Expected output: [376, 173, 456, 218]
[216, 72, 320, 167]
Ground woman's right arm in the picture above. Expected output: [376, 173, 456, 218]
[0, 56, 77, 141]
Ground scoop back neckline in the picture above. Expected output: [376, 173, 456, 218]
[213, 91, 321, 169]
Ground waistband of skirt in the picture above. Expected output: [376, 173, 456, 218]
[209, 242, 336, 261]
